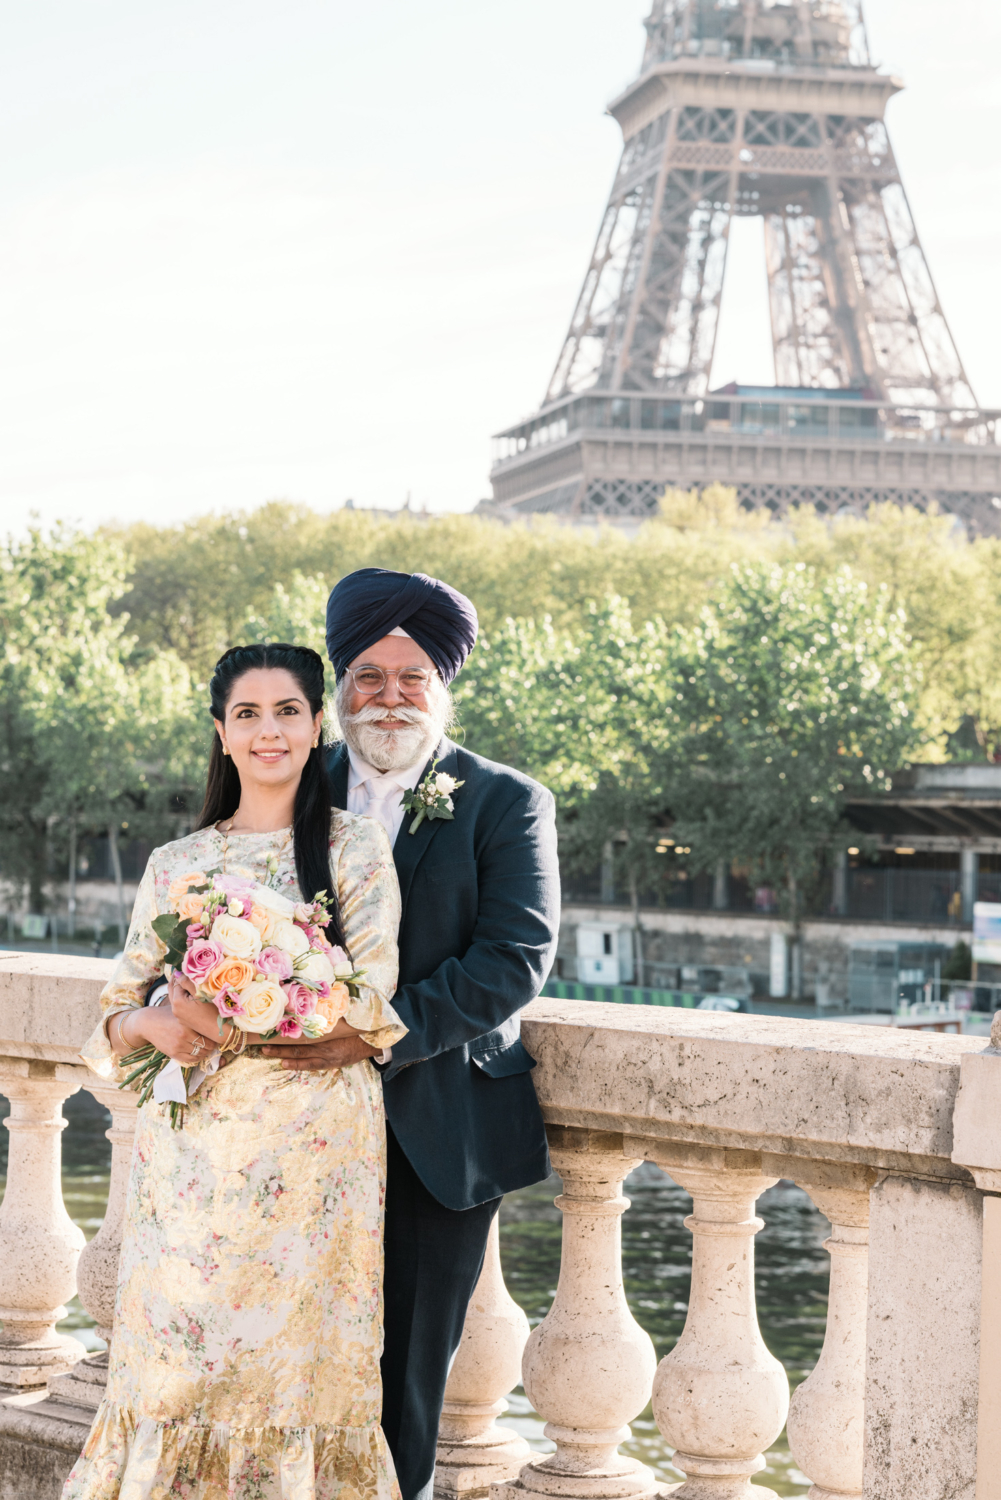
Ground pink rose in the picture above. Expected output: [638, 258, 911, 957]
[328, 945, 348, 966]
[214, 986, 246, 1017]
[256, 946, 293, 980]
[186, 923, 205, 941]
[277, 1016, 302, 1038]
[214, 875, 255, 901]
[293, 903, 314, 925]
[182, 939, 224, 984]
[284, 981, 317, 1019]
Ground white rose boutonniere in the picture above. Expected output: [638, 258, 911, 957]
[401, 758, 466, 835]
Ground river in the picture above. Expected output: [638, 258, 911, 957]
[0, 1093, 829, 1496]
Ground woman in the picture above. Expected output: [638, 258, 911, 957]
[65, 642, 406, 1500]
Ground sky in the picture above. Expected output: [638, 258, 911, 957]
[0, 0, 998, 530]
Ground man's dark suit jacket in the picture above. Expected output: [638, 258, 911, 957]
[327, 736, 559, 1211]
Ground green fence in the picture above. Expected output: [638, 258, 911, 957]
[540, 980, 700, 1008]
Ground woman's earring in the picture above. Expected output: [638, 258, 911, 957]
[222, 744, 230, 756]
[312, 738, 319, 749]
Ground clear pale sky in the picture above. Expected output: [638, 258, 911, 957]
[0, 0, 998, 529]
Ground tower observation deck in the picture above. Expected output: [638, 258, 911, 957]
[482, 0, 1000, 532]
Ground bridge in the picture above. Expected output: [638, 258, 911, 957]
[1, 952, 999, 1499]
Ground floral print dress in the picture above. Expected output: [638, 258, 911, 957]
[65, 813, 406, 1500]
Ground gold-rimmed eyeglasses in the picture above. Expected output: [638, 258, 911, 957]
[346, 665, 435, 697]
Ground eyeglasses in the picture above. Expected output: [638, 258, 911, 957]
[346, 665, 435, 697]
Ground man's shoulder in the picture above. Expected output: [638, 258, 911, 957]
[447, 741, 552, 807]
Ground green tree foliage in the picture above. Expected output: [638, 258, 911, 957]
[4, 490, 996, 918]
[454, 564, 919, 932]
[666, 562, 918, 927]
[107, 486, 772, 681]
[108, 492, 1001, 759]
[454, 601, 675, 917]
[0, 527, 199, 910]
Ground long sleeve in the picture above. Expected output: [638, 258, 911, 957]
[379, 778, 559, 1081]
[80, 858, 168, 1081]
[333, 815, 406, 1052]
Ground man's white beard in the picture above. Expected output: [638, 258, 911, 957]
[338, 691, 449, 774]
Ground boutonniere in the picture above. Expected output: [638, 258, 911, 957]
[401, 758, 465, 835]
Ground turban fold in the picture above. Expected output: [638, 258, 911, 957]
[325, 568, 478, 684]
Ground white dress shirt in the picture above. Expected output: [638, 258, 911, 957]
[346, 747, 426, 848]
[345, 746, 428, 1068]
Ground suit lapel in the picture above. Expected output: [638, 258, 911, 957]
[327, 742, 350, 809]
[393, 738, 459, 915]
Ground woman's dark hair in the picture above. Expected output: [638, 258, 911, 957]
[196, 643, 347, 951]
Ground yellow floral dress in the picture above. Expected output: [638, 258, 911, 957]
[64, 813, 406, 1500]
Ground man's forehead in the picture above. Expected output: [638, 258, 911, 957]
[347, 634, 435, 669]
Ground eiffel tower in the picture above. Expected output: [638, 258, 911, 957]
[483, 0, 1000, 532]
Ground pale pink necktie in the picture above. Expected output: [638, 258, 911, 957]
[361, 775, 403, 842]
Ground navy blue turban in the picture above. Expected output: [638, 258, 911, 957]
[325, 568, 479, 684]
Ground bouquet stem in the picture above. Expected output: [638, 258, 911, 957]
[119, 1045, 190, 1129]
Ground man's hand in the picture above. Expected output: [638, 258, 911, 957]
[261, 1036, 379, 1072]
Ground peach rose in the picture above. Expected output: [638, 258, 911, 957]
[202, 957, 257, 996]
[315, 982, 350, 1027]
[168, 871, 207, 902]
[247, 904, 278, 942]
[176, 891, 206, 922]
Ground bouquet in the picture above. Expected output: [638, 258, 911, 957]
[120, 871, 364, 1127]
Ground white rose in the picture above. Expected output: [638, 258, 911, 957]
[227, 899, 244, 916]
[232, 979, 288, 1034]
[252, 885, 297, 918]
[270, 917, 311, 957]
[296, 950, 335, 987]
[333, 959, 355, 978]
[210, 914, 263, 961]
[434, 772, 457, 794]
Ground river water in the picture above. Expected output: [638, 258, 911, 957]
[0, 1094, 829, 1496]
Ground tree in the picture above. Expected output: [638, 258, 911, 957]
[107, 487, 772, 680]
[0, 527, 198, 922]
[784, 503, 1001, 756]
[106, 491, 1001, 768]
[665, 561, 919, 949]
[455, 601, 678, 981]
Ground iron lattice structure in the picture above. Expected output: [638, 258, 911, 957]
[485, 1, 1000, 531]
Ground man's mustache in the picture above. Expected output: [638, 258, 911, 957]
[340, 703, 431, 727]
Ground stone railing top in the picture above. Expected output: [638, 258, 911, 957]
[0, 959, 993, 1181]
[522, 998, 988, 1180]
[0, 952, 113, 1065]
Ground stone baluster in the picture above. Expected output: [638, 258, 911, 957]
[493, 1127, 659, 1500]
[0, 1061, 87, 1390]
[47, 1081, 140, 1410]
[651, 1155, 789, 1499]
[435, 1215, 531, 1497]
[786, 1183, 870, 1500]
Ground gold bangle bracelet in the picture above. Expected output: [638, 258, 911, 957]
[115, 1012, 130, 1052]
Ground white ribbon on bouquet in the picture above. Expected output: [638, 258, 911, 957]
[146, 983, 222, 1105]
[152, 1051, 222, 1104]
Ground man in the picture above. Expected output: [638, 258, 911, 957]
[270, 567, 560, 1500]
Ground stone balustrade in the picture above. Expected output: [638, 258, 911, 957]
[3, 958, 1001, 1500]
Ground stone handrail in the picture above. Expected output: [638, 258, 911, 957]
[2, 960, 1001, 1500]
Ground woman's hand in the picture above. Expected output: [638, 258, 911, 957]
[168, 972, 233, 1047]
[108, 1006, 216, 1067]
